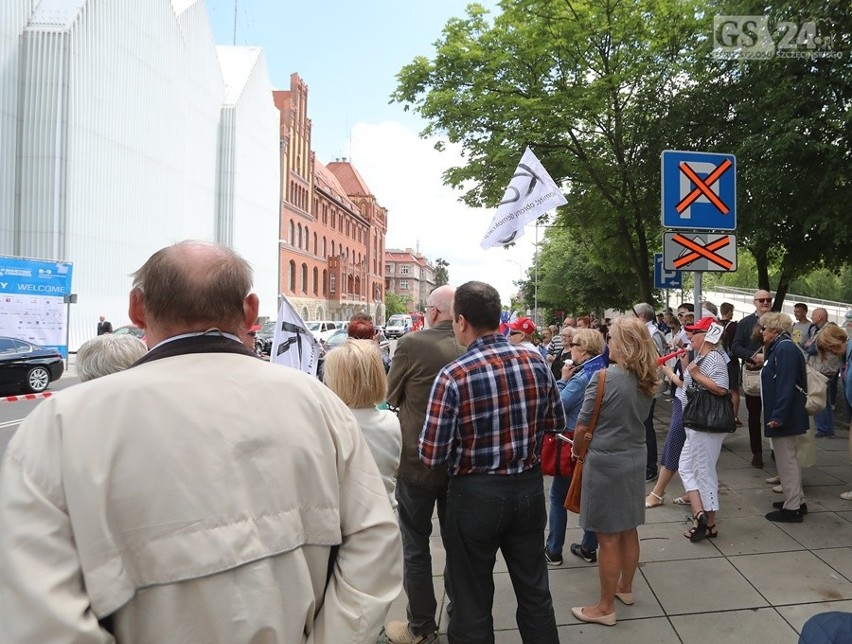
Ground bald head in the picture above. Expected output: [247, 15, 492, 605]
[426, 285, 455, 327]
[130, 241, 256, 342]
[812, 307, 828, 327]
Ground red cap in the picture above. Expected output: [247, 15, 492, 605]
[250, 324, 262, 332]
[684, 316, 715, 332]
[508, 317, 536, 335]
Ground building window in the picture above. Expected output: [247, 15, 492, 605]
[301, 264, 308, 292]
[289, 260, 296, 292]
[400, 265, 411, 275]
[330, 274, 336, 294]
[400, 279, 409, 290]
[298, 224, 303, 249]
[385, 263, 392, 274]
[313, 267, 318, 294]
[322, 237, 327, 257]
[289, 220, 295, 245]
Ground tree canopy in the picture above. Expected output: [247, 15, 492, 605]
[393, 0, 851, 310]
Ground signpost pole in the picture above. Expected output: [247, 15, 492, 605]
[694, 272, 702, 317]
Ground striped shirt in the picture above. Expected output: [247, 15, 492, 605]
[419, 333, 566, 476]
[676, 349, 729, 408]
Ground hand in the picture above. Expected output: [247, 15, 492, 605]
[753, 354, 765, 367]
[767, 420, 780, 429]
[686, 361, 699, 375]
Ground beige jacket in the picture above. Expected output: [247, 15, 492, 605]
[0, 351, 402, 643]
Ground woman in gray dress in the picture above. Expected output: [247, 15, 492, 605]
[571, 316, 659, 627]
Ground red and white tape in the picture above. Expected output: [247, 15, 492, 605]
[0, 392, 53, 403]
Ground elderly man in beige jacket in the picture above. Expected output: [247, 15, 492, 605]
[0, 241, 402, 643]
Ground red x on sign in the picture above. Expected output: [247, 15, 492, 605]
[675, 158, 732, 215]
[672, 234, 733, 270]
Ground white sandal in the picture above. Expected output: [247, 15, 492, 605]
[645, 492, 665, 508]
[672, 496, 690, 506]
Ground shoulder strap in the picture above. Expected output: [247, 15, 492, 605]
[586, 368, 607, 435]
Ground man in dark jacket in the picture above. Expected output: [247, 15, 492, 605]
[732, 290, 773, 467]
[384, 285, 465, 644]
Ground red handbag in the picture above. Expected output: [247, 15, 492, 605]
[540, 430, 574, 477]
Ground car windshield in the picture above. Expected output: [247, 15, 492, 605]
[307, 322, 321, 331]
[325, 330, 348, 348]
[259, 321, 276, 335]
[388, 317, 406, 325]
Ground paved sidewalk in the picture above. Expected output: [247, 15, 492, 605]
[383, 396, 852, 643]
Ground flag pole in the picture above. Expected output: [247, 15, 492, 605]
[534, 221, 539, 326]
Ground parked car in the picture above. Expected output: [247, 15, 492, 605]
[307, 320, 347, 343]
[112, 324, 146, 343]
[254, 320, 276, 357]
[384, 314, 413, 339]
[0, 336, 65, 394]
[322, 328, 390, 357]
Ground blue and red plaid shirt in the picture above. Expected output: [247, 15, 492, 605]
[419, 333, 566, 476]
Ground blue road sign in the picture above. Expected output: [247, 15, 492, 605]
[654, 253, 682, 289]
[661, 150, 736, 230]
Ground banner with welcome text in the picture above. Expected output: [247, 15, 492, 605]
[480, 147, 567, 250]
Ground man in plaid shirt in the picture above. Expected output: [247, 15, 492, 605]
[419, 281, 565, 643]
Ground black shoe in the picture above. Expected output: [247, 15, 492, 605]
[544, 549, 563, 566]
[569, 543, 597, 563]
[645, 471, 658, 483]
[751, 454, 764, 468]
[773, 501, 808, 514]
[766, 508, 804, 523]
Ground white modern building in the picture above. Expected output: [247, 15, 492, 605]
[0, 0, 280, 350]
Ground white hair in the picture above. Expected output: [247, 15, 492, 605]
[76, 334, 148, 382]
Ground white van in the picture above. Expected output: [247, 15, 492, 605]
[307, 320, 347, 343]
[385, 314, 412, 339]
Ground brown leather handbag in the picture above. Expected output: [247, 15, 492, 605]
[564, 369, 607, 514]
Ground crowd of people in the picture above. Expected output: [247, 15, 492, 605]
[0, 240, 850, 642]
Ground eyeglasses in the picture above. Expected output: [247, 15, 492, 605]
[510, 331, 523, 336]
[755, 298, 772, 304]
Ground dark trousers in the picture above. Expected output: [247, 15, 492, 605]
[395, 479, 448, 637]
[745, 393, 763, 456]
[645, 398, 658, 478]
[444, 468, 558, 644]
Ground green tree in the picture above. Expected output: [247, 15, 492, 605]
[668, 0, 852, 308]
[393, 0, 707, 303]
[433, 257, 450, 286]
[385, 292, 410, 316]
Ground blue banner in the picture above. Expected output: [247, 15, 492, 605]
[0, 256, 74, 357]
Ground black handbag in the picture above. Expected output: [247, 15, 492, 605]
[683, 385, 736, 433]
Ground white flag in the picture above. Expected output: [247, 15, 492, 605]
[270, 294, 321, 376]
[480, 147, 568, 250]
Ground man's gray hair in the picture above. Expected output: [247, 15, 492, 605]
[131, 240, 253, 330]
[701, 300, 718, 316]
[76, 334, 148, 382]
[633, 302, 655, 322]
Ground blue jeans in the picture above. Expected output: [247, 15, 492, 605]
[444, 468, 558, 644]
[395, 479, 448, 637]
[815, 375, 839, 435]
[546, 475, 597, 554]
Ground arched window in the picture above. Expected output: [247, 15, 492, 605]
[322, 237, 327, 257]
[288, 220, 295, 245]
[297, 224, 303, 249]
[331, 241, 336, 256]
[322, 269, 328, 296]
[301, 263, 308, 293]
[313, 232, 317, 255]
[313, 267, 318, 294]
[288, 260, 296, 292]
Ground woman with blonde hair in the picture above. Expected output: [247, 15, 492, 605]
[571, 316, 658, 627]
[323, 339, 401, 508]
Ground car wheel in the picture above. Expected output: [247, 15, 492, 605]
[26, 366, 50, 393]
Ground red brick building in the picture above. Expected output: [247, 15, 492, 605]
[273, 74, 388, 323]
[385, 248, 436, 312]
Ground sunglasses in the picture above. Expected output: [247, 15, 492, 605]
[510, 331, 523, 336]
[755, 298, 772, 304]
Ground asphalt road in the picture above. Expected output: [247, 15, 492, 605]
[0, 375, 81, 460]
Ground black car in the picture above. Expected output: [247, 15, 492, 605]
[0, 336, 65, 394]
